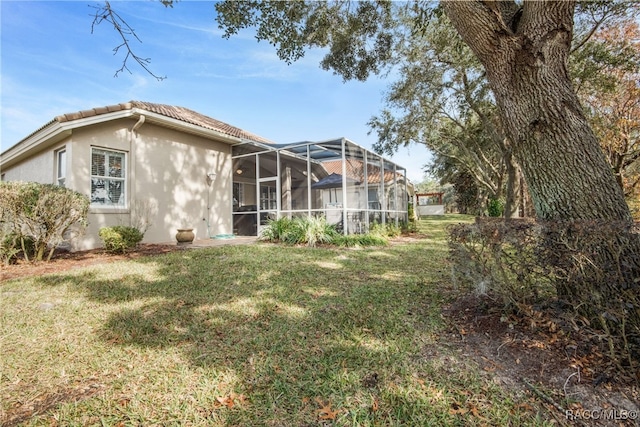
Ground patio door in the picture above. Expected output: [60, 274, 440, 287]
[258, 178, 279, 234]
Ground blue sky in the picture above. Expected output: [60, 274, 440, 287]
[0, 1, 431, 182]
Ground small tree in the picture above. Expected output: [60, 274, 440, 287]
[0, 182, 89, 261]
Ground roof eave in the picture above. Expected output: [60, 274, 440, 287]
[0, 110, 134, 170]
[131, 108, 243, 145]
[0, 108, 247, 171]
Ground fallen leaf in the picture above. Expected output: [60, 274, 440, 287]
[516, 403, 534, 411]
[372, 398, 379, 412]
[469, 404, 479, 417]
[215, 393, 247, 409]
[449, 401, 467, 415]
[315, 398, 340, 420]
[216, 396, 234, 409]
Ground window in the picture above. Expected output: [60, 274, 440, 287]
[56, 149, 66, 187]
[233, 182, 244, 208]
[368, 188, 381, 210]
[91, 148, 126, 207]
[260, 184, 277, 210]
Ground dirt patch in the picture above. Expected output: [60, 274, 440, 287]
[1, 244, 184, 282]
[1, 380, 106, 427]
[442, 294, 639, 426]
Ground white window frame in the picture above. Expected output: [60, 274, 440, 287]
[233, 182, 245, 207]
[90, 148, 127, 208]
[56, 148, 66, 187]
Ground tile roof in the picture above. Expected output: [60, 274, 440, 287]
[54, 100, 274, 144]
[322, 159, 404, 184]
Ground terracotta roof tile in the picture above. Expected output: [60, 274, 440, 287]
[130, 101, 274, 144]
[322, 159, 404, 184]
[54, 101, 273, 144]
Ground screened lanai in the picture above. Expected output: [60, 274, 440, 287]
[231, 138, 410, 236]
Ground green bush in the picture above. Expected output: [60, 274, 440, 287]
[332, 233, 388, 247]
[487, 197, 505, 217]
[0, 181, 89, 261]
[260, 216, 337, 247]
[400, 220, 418, 234]
[261, 216, 395, 247]
[0, 229, 20, 266]
[370, 221, 401, 238]
[99, 226, 144, 253]
[259, 217, 294, 243]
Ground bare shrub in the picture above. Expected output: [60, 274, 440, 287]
[448, 218, 640, 372]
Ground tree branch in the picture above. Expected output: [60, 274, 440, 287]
[91, 1, 166, 81]
[570, 10, 608, 53]
[442, 0, 514, 63]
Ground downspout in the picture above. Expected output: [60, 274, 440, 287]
[129, 115, 146, 226]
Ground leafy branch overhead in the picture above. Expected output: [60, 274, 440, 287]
[215, 0, 397, 81]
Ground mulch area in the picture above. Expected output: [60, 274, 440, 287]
[1, 244, 184, 282]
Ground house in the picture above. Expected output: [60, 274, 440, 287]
[0, 101, 410, 250]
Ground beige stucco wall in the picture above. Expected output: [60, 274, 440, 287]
[0, 139, 68, 183]
[66, 119, 233, 250]
[3, 118, 234, 251]
[128, 122, 233, 246]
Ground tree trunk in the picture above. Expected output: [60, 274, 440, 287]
[442, 0, 632, 222]
[443, 3, 640, 360]
[503, 149, 517, 219]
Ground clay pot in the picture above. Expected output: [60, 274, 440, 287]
[176, 228, 195, 244]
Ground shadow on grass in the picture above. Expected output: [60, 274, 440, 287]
[28, 228, 470, 424]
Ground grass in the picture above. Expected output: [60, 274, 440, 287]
[1, 215, 550, 426]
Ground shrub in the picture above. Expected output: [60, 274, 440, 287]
[99, 226, 144, 253]
[370, 221, 401, 238]
[291, 216, 337, 247]
[448, 217, 640, 373]
[487, 197, 505, 217]
[0, 228, 20, 266]
[259, 217, 295, 243]
[0, 181, 89, 261]
[261, 216, 337, 247]
[385, 223, 402, 238]
[333, 233, 388, 247]
[408, 202, 417, 221]
[448, 218, 552, 306]
[400, 219, 418, 234]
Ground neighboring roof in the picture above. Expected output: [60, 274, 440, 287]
[322, 159, 405, 185]
[310, 172, 360, 189]
[55, 101, 274, 145]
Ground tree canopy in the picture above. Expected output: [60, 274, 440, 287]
[96, 0, 638, 223]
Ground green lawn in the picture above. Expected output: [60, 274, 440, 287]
[1, 216, 550, 426]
